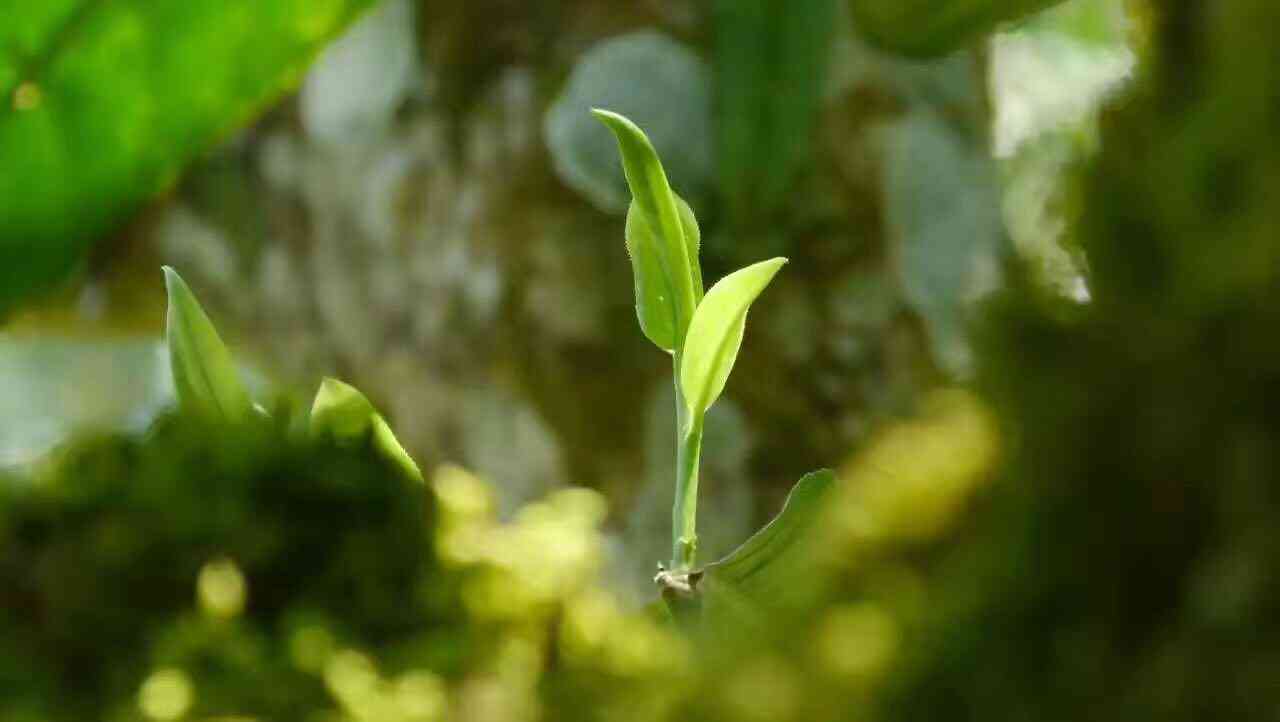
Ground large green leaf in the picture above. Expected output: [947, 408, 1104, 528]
[624, 195, 703, 352]
[679, 257, 786, 418]
[0, 0, 379, 316]
[593, 109, 702, 350]
[311, 376, 422, 482]
[848, 0, 1066, 57]
[163, 266, 253, 424]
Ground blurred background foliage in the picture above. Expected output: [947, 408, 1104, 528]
[2, 0, 1131, 525]
[7, 0, 1280, 719]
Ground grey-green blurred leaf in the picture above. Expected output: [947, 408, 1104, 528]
[680, 258, 786, 418]
[594, 109, 702, 345]
[299, 0, 417, 149]
[887, 111, 1004, 376]
[716, 0, 837, 230]
[849, 0, 1065, 57]
[701, 469, 836, 628]
[163, 266, 253, 424]
[544, 31, 712, 213]
[625, 195, 704, 352]
[0, 0, 379, 316]
[311, 377, 422, 482]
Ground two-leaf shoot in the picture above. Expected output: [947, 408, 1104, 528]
[596, 110, 834, 629]
[594, 109, 789, 574]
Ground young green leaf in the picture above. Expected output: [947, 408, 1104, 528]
[625, 195, 704, 351]
[310, 377, 378, 442]
[592, 109, 702, 346]
[163, 266, 254, 423]
[310, 377, 422, 482]
[679, 257, 786, 417]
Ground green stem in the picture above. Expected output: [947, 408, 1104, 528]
[672, 360, 703, 571]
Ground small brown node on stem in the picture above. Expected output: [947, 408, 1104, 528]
[654, 566, 703, 604]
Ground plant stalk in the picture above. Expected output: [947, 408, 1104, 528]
[672, 362, 703, 571]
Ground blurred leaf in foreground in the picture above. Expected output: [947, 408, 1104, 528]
[164, 266, 253, 424]
[311, 376, 423, 482]
[0, 0, 378, 316]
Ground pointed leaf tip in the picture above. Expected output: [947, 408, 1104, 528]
[163, 266, 253, 423]
[589, 107, 631, 128]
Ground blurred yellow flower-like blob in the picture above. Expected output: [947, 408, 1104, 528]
[290, 623, 338, 672]
[720, 656, 800, 722]
[197, 556, 247, 618]
[324, 648, 447, 722]
[814, 602, 900, 682]
[138, 668, 194, 721]
[561, 588, 690, 678]
[433, 464, 609, 618]
[832, 388, 1000, 547]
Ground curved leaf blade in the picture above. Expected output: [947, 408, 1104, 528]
[310, 377, 422, 482]
[704, 469, 834, 588]
[592, 109, 702, 347]
[163, 266, 253, 424]
[700, 469, 835, 634]
[679, 257, 786, 417]
[625, 195, 704, 351]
